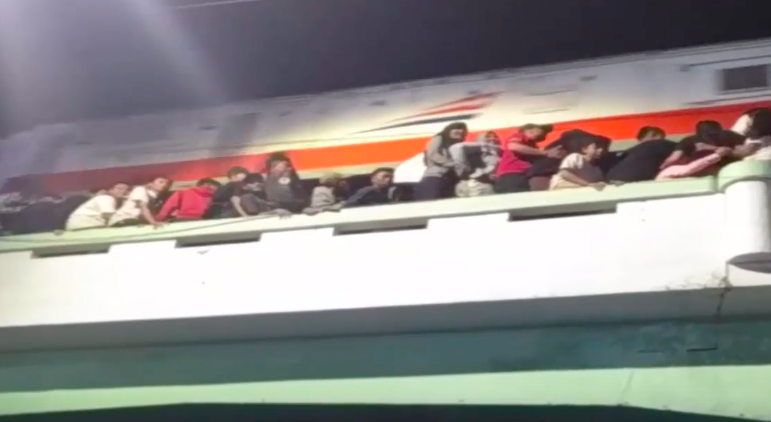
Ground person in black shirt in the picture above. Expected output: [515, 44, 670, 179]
[660, 120, 743, 176]
[205, 166, 249, 218]
[660, 121, 721, 169]
[606, 126, 675, 183]
[345, 168, 395, 208]
[7, 194, 64, 234]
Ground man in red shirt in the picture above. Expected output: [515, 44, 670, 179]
[156, 178, 221, 222]
[495, 123, 562, 193]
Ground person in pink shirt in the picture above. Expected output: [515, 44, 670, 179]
[656, 146, 732, 181]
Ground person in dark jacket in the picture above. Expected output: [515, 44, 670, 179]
[263, 152, 307, 213]
[659, 121, 726, 172]
[205, 166, 249, 219]
[606, 126, 675, 183]
[414, 122, 467, 200]
[6, 194, 64, 234]
[224, 173, 291, 218]
[345, 168, 395, 208]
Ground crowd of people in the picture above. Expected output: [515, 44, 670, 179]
[0, 106, 770, 237]
[412, 106, 771, 200]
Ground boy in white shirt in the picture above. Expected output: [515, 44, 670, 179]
[550, 137, 606, 190]
[109, 177, 170, 228]
[66, 182, 130, 231]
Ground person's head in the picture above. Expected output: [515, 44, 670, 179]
[575, 137, 605, 160]
[439, 122, 468, 143]
[483, 131, 500, 145]
[266, 152, 294, 176]
[319, 172, 344, 188]
[695, 120, 723, 143]
[227, 166, 249, 182]
[196, 178, 221, 192]
[107, 182, 130, 198]
[370, 167, 394, 189]
[242, 173, 264, 192]
[636, 126, 665, 142]
[747, 108, 771, 139]
[519, 123, 553, 142]
[147, 176, 170, 193]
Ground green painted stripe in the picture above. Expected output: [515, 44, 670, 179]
[1, 367, 769, 419]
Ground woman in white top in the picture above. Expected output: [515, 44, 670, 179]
[109, 177, 170, 228]
[66, 182, 130, 231]
[732, 108, 771, 160]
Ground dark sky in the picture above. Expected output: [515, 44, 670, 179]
[1, 0, 770, 136]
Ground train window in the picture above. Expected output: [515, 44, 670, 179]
[719, 65, 770, 93]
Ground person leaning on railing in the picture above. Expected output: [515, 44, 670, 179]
[414, 122, 468, 201]
[550, 136, 607, 191]
[732, 107, 771, 161]
[449, 131, 500, 197]
[65, 182, 130, 231]
[109, 176, 170, 229]
[494, 123, 562, 194]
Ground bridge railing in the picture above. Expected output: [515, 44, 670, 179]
[0, 166, 754, 256]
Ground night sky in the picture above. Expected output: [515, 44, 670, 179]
[0, 0, 770, 136]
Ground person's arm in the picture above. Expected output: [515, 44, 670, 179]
[557, 169, 594, 187]
[478, 146, 500, 177]
[733, 142, 761, 158]
[507, 135, 561, 158]
[660, 150, 685, 170]
[657, 148, 730, 180]
[95, 196, 118, 225]
[140, 202, 161, 227]
[155, 191, 180, 222]
[556, 154, 605, 189]
[345, 186, 376, 207]
[230, 196, 249, 217]
[448, 142, 474, 175]
[425, 136, 456, 168]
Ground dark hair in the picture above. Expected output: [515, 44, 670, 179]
[244, 173, 265, 184]
[227, 166, 249, 178]
[265, 151, 293, 168]
[196, 178, 221, 187]
[695, 120, 723, 142]
[370, 167, 394, 178]
[745, 108, 769, 117]
[437, 122, 468, 146]
[636, 126, 665, 140]
[748, 108, 771, 139]
[108, 182, 130, 189]
[573, 136, 602, 152]
[520, 123, 553, 134]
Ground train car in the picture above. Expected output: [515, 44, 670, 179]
[2, 37, 771, 193]
[4, 38, 771, 421]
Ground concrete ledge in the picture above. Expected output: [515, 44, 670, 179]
[0, 286, 725, 352]
[0, 177, 715, 254]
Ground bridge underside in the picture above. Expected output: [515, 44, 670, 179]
[1, 320, 770, 421]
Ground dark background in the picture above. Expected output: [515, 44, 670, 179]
[1, 0, 770, 136]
